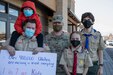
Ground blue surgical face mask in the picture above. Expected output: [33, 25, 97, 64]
[25, 28, 35, 38]
[23, 9, 33, 17]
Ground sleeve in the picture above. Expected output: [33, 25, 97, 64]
[43, 35, 51, 52]
[34, 16, 42, 36]
[98, 33, 105, 50]
[59, 51, 67, 65]
[84, 53, 93, 67]
[2, 38, 10, 47]
[43, 34, 51, 45]
[36, 33, 43, 47]
[43, 43, 50, 52]
[43, 35, 48, 44]
[9, 31, 20, 47]
[14, 15, 24, 34]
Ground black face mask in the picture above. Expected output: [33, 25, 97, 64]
[71, 40, 80, 47]
[83, 20, 93, 28]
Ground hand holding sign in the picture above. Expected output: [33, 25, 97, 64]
[6, 46, 15, 56]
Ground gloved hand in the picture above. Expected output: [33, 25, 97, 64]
[6, 45, 15, 56]
[32, 47, 44, 55]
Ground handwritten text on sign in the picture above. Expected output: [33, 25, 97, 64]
[0, 50, 57, 75]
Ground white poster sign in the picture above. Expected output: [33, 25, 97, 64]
[0, 50, 57, 75]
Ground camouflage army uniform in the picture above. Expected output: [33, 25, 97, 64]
[44, 31, 70, 75]
[81, 29, 105, 75]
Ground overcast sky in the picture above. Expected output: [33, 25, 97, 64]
[75, 0, 113, 36]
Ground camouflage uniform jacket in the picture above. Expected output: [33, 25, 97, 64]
[44, 31, 70, 64]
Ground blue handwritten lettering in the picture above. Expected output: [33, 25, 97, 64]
[15, 61, 26, 65]
[31, 62, 39, 65]
[8, 61, 14, 64]
[38, 57, 50, 62]
[8, 56, 17, 60]
[19, 55, 34, 60]
[15, 62, 19, 64]
[41, 62, 54, 67]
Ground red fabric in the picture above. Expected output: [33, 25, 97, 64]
[14, 1, 42, 36]
[73, 52, 77, 75]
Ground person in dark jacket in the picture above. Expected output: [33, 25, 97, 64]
[9, 0, 43, 48]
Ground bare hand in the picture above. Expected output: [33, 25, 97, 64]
[7, 45, 15, 56]
[97, 66, 103, 75]
[32, 47, 44, 54]
[43, 44, 50, 51]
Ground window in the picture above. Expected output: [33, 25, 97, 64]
[0, 21, 6, 42]
[0, 3, 5, 13]
[9, 7, 18, 16]
[10, 23, 15, 34]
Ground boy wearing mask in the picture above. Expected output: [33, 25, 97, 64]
[9, 1, 43, 48]
[81, 12, 105, 75]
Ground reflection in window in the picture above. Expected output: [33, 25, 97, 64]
[10, 23, 15, 34]
[9, 8, 18, 16]
[0, 4, 5, 13]
[0, 21, 6, 42]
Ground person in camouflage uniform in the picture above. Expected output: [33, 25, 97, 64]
[44, 15, 70, 75]
[80, 12, 105, 75]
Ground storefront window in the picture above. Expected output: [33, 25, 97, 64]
[0, 21, 6, 43]
[10, 23, 15, 34]
[9, 8, 18, 16]
[0, 4, 5, 13]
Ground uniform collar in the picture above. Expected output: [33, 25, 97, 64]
[20, 35, 32, 41]
[50, 31, 64, 38]
[81, 28, 95, 36]
[71, 45, 82, 52]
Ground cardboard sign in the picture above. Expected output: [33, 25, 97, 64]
[0, 50, 57, 75]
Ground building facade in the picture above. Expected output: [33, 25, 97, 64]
[0, 0, 80, 47]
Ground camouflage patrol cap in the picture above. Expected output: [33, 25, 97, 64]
[52, 15, 63, 23]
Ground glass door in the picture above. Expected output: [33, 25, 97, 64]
[0, 21, 6, 48]
[10, 23, 15, 34]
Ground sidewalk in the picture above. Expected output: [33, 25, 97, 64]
[103, 49, 113, 75]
